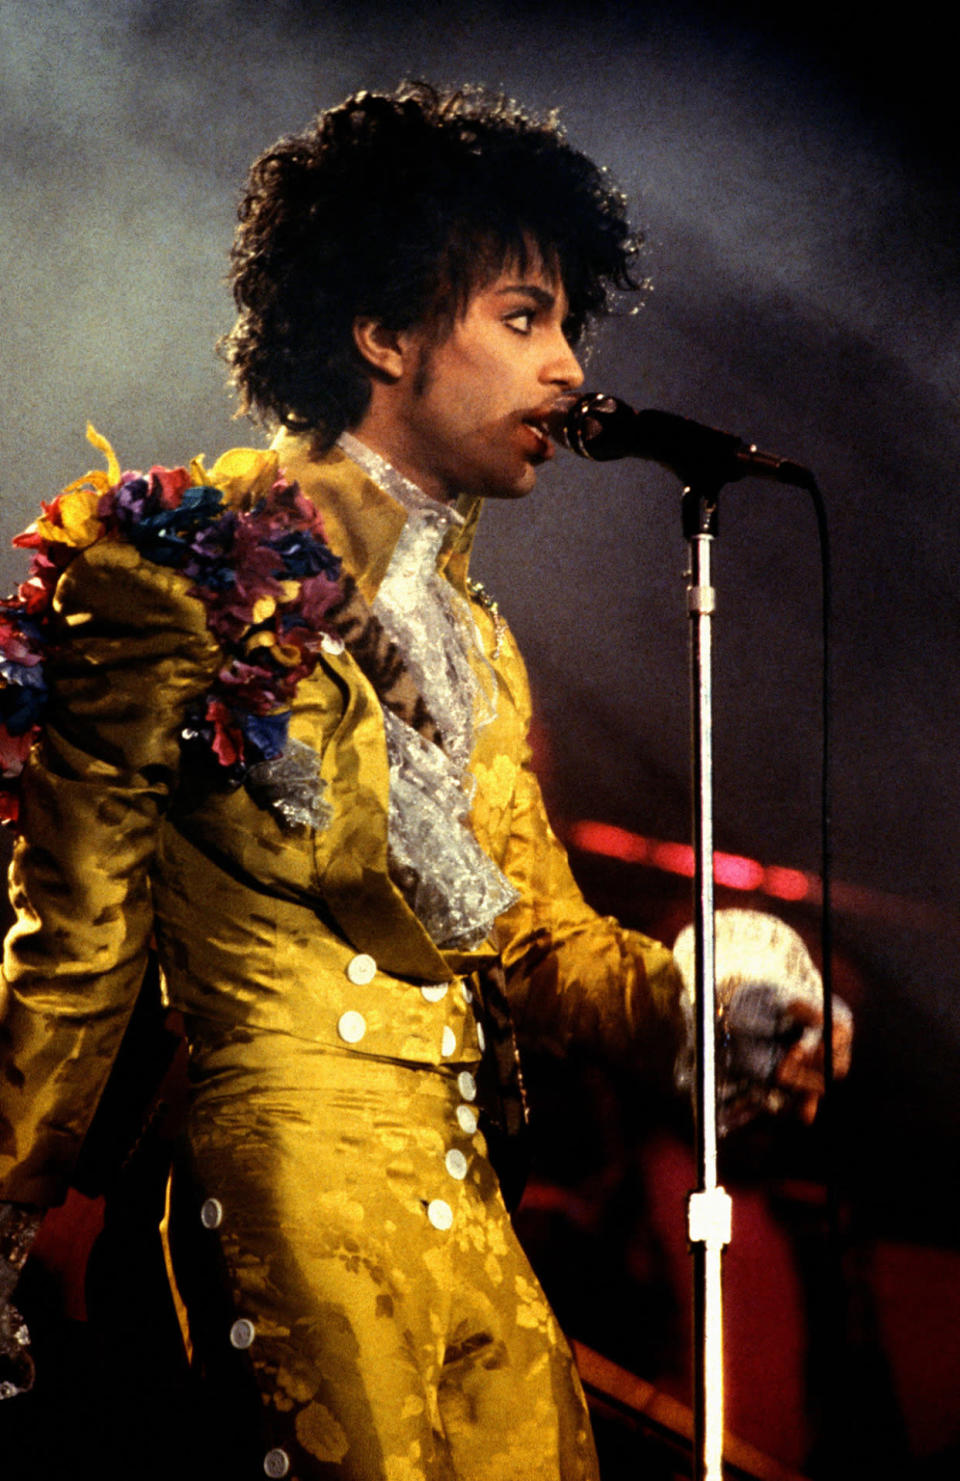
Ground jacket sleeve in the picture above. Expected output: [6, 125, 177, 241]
[492, 641, 685, 1080]
[0, 540, 221, 1205]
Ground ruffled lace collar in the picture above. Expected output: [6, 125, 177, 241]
[335, 433, 518, 949]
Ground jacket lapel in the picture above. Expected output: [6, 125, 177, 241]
[271, 433, 493, 983]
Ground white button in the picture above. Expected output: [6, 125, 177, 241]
[338, 1010, 367, 1044]
[476, 1022, 486, 1052]
[456, 1104, 478, 1135]
[427, 1199, 453, 1230]
[321, 632, 345, 656]
[200, 1198, 223, 1229]
[457, 1071, 477, 1102]
[421, 983, 449, 1003]
[460, 982, 473, 1004]
[445, 1148, 468, 1180]
[263, 1449, 291, 1478]
[346, 953, 376, 985]
[441, 1026, 457, 1057]
[230, 1318, 255, 1349]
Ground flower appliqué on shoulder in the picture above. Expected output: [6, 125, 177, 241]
[0, 426, 342, 828]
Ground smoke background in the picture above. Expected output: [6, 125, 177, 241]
[2, 0, 959, 1463]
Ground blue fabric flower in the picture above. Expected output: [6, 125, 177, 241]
[0, 670, 48, 732]
[127, 487, 226, 567]
[271, 529, 341, 578]
[241, 709, 291, 760]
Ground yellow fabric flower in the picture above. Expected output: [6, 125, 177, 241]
[34, 485, 105, 549]
[251, 593, 278, 625]
[32, 425, 123, 548]
[195, 447, 281, 507]
[85, 423, 121, 485]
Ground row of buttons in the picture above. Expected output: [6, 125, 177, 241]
[200, 1202, 292, 1477]
[336, 959, 486, 1062]
[335, 1009, 470, 1056]
[202, 961, 485, 1466]
[200, 1055, 481, 1251]
[425, 1064, 480, 1231]
[342, 956, 483, 1004]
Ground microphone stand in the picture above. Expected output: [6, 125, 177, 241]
[552, 393, 824, 1480]
[683, 477, 732, 1481]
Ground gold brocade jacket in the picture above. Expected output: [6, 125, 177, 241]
[0, 434, 682, 1207]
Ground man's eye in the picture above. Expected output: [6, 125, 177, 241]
[505, 309, 535, 334]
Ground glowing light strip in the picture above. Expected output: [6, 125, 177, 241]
[566, 821, 960, 941]
[568, 823, 960, 947]
[567, 819, 814, 903]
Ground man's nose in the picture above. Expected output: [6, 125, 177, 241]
[546, 333, 584, 390]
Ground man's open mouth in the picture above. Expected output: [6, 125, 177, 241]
[520, 415, 553, 456]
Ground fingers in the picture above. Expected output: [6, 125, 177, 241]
[783, 996, 854, 1080]
[774, 1008, 854, 1123]
[832, 1014, 854, 1078]
[783, 996, 823, 1027]
[777, 1041, 825, 1094]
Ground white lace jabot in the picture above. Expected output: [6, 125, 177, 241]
[337, 433, 518, 949]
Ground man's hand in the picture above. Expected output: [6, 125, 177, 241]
[673, 909, 854, 1133]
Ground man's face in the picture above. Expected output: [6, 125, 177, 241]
[370, 260, 584, 503]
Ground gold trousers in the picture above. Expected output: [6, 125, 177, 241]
[165, 1034, 599, 1481]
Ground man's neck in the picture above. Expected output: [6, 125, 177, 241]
[338, 430, 462, 520]
[346, 399, 459, 506]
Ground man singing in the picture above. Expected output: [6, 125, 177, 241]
[0, 84, 844, 1479]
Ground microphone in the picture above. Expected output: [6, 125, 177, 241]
[548, 392, 814, 489]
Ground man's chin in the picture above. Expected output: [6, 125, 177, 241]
[482, 461, 541, 500]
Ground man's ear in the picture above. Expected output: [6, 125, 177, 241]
[353, 317, 409, 380]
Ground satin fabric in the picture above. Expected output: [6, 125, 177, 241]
[0, 436, 683, 1478]
[172, 1044, 598, 1480]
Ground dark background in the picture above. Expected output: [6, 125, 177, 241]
[2, 1, 958, 1473]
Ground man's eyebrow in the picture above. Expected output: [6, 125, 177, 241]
[495, 283, 557, 309]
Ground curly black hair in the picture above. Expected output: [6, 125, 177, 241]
[221, 83, 640, 444]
